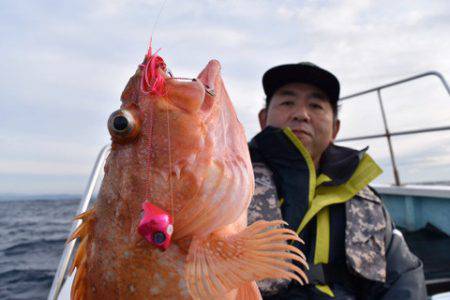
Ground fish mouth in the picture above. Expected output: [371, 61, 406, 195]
[197, 60, 221, 97]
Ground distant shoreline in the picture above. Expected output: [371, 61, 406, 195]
[0, 193, 81, 202]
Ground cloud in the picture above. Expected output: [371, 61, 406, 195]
[1, 0, 449, 193]
[273, 0, 450, 92]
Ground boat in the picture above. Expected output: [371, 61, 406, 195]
[335, 71, 450, 298]
[48, 71, 450, 300]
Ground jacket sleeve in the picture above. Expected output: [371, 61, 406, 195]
[248, 162, 290, 296]
[375, 206, 427, 300]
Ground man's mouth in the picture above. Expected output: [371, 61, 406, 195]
[292, 129, 312, 138]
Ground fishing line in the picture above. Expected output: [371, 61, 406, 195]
[165, 104, 175, 220]
[168, 77, 195, 81]
[143, 0, 168, 204]
[150, 0, 169, 40]
[144, 100, 155, 203]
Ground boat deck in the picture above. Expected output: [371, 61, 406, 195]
[403, 224, 450, 281]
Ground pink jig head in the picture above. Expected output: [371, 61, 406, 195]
[138, 201, 174, 251]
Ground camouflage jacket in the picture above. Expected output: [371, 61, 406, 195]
[248, 162, 388, 292]
[248, 127, 426, 299]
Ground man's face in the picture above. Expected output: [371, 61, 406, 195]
[259, 82, 340, 166]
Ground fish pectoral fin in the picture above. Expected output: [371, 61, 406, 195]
[185, 220, 309, 299]
[236, 281, 261, 300]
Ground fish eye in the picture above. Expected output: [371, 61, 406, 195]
[113, 116, 129, 131]
[107, 108, 141, 143]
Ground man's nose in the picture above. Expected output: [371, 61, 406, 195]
[291, 104, 310, 122]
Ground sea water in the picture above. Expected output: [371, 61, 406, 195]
[0, 197, 78, 300]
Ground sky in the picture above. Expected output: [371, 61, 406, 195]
[1, 0, 449, 194]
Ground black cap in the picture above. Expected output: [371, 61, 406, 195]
[262, 62, 340, 104]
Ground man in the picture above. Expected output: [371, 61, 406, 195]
[248, 62, 426, 299]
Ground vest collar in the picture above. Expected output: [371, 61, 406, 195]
[250, 126, 368, 186]
[319, 144, 369, 186]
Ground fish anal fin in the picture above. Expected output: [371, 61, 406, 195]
[70, 237, 88, 274]
[185, 220, 308, 299]
[69, 209, 95, 300]
[73, 209, 95, 221]
[67, 209, 95, 243]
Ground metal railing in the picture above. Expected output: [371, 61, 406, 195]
[336, 71, 450, 186]
[47, 145, 110, 300]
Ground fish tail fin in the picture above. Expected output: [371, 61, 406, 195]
[185, 220, 308, 299]
[236, 281, 261, 300]
[68, 209, 95, 300]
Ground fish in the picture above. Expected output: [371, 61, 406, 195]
[68, 44, 308, 299]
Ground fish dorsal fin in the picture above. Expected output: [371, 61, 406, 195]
[67, 209, 95, 300]
[185, 220, 308, 299]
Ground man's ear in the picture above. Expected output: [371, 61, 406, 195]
[332, 119, 340, 140]
[258, 109, 267, 130]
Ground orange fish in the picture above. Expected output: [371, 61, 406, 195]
[68, 46, 308, 299]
